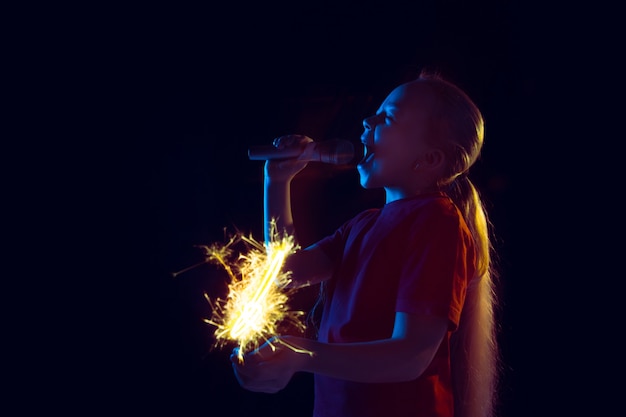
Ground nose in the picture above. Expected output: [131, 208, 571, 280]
[362, 115, 377, 130]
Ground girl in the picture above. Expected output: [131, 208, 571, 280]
[231, 72, 500, 417]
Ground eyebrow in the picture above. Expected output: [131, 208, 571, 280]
[377, 104, 399, 115]
[385, 105, 399, 113]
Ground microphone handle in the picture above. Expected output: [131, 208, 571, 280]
[247, 145, 305, 161]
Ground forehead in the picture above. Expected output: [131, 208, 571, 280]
[381, 82, 436, 111]
[383, 81, 433, 106]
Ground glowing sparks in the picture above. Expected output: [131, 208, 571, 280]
[197, 220, 306, 361]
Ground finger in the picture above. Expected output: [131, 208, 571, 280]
[251, 336, 283, 360]
[290, 134, 313, 147]
[277, 158, 307, 171]
[274, 134, 312, 150]
[232, 362, 271, 389]
[232, 350, 267, 373]
[298, 141, 317, 160]
[230, 347, 240, 361]
[240, 378, 284, 394]
[232, 360, 257, 382]
[273, 135, 294, 149]
[231, 347, 253, 366]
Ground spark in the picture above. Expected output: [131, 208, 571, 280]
[193, 220, 308, 362]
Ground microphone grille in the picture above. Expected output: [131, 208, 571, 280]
[327, 139, 355, 165]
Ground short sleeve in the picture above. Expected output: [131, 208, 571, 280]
[395, 206, 475, 331]
[313, 209, 378, 270]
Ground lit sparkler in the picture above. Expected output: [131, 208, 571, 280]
[184, 220, 307, 362]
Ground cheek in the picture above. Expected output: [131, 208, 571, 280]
[372, 156, 412, 186]
[380, 129, 419, 160]
[385, 147, 417, 171]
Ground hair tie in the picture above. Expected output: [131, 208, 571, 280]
[455, 171, 469, 182]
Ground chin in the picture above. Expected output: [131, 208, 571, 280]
[358, 173, 379, 190]
[359, 164, 388, 189]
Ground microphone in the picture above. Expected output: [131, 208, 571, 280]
[248, 139, 355, 165]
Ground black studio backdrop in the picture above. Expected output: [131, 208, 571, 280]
[11, 2, 552, 416]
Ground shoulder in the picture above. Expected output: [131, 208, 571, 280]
[343, 207, 380, 229]
[391, 193, 462, 226]
[316, 207, 380, 246]
[422, 195, 463, 223]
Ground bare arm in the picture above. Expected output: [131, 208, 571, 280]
[283, 244, 334, 288]
[263, 175, 296, 243]
[265, 174, 334, 287]
[232, 312, 449, 392]
[299, 312, 448, 383]
[262, 135, 314, 242]
[263, 135, 333, 287]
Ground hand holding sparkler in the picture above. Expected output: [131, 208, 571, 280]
[199, 220, 311, 363]
[230, 335, 312, 394]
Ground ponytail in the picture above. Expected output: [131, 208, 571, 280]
[414, 70, 500, 416]
[447, 175, 500, 417]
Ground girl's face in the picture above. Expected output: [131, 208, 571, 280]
[357, 82, 439, 194]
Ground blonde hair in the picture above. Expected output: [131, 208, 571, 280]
[416, 71, 500, 417]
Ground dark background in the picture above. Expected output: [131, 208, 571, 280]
[10, 1, 579, 416]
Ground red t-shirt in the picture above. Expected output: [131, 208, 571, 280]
[312, 192, 475, 417]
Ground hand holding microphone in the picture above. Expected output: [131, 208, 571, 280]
[248, 135, 355, 165]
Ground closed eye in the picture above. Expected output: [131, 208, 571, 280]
[374, 111, 393, 122]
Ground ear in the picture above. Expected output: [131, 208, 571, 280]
[423, 149, 444, 169]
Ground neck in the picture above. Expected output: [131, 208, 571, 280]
[384, 188, 411, 204]
[384, 185, 440, 204]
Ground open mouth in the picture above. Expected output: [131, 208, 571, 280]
[359, 145, 375, 165]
